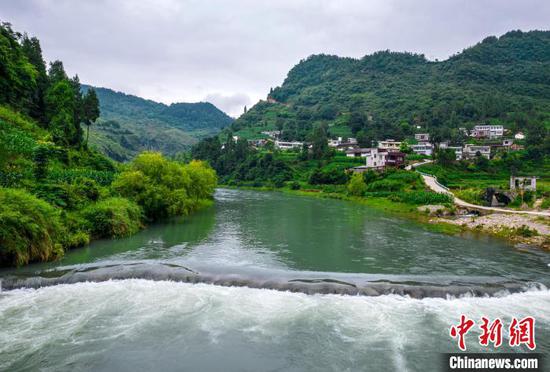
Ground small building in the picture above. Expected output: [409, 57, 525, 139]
[362, 148, 405, 169]
[261, 130, 281, 139]
[411, 142, 433, 156]
[274, 140, 303, 150]
[514, 132, 525, 140]
[414, 133, 430, 142]
[502, 139, 514, 147]
[345, 148, 372, 158]
[248, 139, 268, 148]
[471, 125, 504, 139]
[330, 137, 358, 149]
[510, 176, 537, 192]
[446, 146, 463, 160]
[385, 151, 406, 167]
[365, 148, 387, 168]
[377, 139, 402, 151]
[463, 144, 491, 159]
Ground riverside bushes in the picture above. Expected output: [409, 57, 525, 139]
[0, 188, 64, 266]
[79, 197, 142, 238]
[113, 152, 216, 220]
[389, 191, 453, 205]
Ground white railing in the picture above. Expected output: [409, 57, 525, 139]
[415, 170, 451, 191]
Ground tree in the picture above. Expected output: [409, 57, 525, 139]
[298, 142, 309, 161]
[435, 148, 456, 166]
[82, 88, 100, 146]
[48, 60, 68, 84]
[399, 141, 412, 154]
[310, 125, 329, 160]
[0, 23, 37, 112]
[356, 129, 375, 148]
[21, 34, 48, 124]
[347, 172, 367, 196]
[45, 79, 77, 145]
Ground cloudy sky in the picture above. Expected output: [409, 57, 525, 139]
[1, 0, 549, 116]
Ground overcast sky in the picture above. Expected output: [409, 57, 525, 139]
[1, 0, 549, 116]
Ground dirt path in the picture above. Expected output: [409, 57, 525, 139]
[412, 162, 550, 217]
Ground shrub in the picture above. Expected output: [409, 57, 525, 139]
[79, 197, 143, 238]
[515, 225, 538, 238]
[347, 172, 367, 196]
[389, 191, 453, 205]
[366, 179, 404, 192]
[290, 181, 301, 190]
[0, 188, 64, 266]
[112, 152, 216, 220]
[309, 167, 348, 185]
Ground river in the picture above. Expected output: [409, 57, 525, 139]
[0, 189, 549, 371]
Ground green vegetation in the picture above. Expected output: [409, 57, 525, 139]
[347, 173, 366, 196]
[0, 23, 217, 267]
[82, 85, 234, 161]
[230, 31, 550, 145]
[192, 134, 364, 186]
[79, 197, 142, 239]
[113, 152, 216, 219]
[0, 188, 64, 266]
[418, 156, 550, 200]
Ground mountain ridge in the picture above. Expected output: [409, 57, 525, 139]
[81, 84, 234, 160]
[230, 30, 550, 144]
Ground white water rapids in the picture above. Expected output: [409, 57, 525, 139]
[1, 280, 548, 371]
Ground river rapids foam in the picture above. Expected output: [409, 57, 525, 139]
[0, 262, 545, 299]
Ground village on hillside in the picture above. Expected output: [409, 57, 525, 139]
[230, 125, 539, 205]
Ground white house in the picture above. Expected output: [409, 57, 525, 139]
[329, 137, 358, 148]
[471, 125, 504, 139]
[514, 132, 525, 140]
[510, 176, 537, 192]
[346, 148, 371, 158]
[414, 133, 430, 142]
[446, 146, 463, 160]
[463, 144, 491, 159]
[274, 140, 303, 150]
[377, 139, 402, 151]
[411, 142, 433, 156]
[261, 130, 281, 139]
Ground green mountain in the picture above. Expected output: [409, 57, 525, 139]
[82, 85, 234, 161]
[231, 30, 550, 144]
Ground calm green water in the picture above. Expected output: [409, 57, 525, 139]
[0, 189, 549, 371]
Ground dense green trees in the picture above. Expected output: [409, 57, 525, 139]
[113, 152, 216, 219]
[0, 23, 218, 267]
[82, 85, 234, 160]
[191, 135, 292, 186]
[1, 23, 100, 148]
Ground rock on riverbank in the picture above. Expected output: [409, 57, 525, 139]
[437, 213, 550, 250]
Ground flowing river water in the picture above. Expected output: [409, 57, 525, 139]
[0, 189, 549, 371]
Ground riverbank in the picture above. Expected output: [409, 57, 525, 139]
[437, 213, 550, 250]
[221, 185, 549, 249]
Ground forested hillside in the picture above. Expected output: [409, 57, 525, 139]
[82, 85, 234, 161]
[0, 22, 217, 267]
[232, 30, 550, 144]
